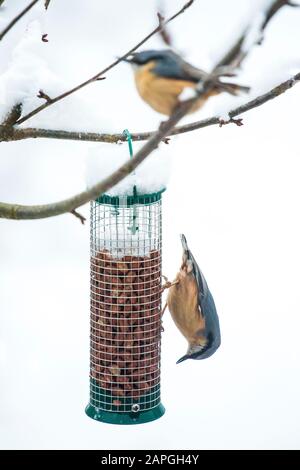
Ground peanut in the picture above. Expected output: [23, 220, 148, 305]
[90, 250, 162, 401]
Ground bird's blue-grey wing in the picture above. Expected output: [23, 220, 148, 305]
[191, 254, 220, 334]
[180, 234, 209, 307]
[180, 234, 220, 341]
[152, 50, 208, 83]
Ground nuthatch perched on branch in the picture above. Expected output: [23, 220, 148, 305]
[165, 234, 221, 364]
[123, 49, 249, 116]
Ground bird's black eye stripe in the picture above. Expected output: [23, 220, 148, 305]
[131, 52, 167, 65]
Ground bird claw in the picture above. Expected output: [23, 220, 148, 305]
[161, 279, 179, 292]
[161, 281, 171, 291]
[161, 275, 179, 291]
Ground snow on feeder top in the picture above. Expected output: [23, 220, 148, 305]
[85, 133, 170, 424]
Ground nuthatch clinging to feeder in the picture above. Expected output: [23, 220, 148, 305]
[166, 234, 221, 364]
[123, 49, 249, 116]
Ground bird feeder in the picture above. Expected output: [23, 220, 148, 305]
[85, 188, 166, 425]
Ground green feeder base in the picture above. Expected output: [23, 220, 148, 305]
[85, 403, 165, 425]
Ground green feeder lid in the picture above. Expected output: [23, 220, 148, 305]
[95, 188, 166, 207]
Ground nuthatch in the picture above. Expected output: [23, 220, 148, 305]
[123, 49, 249, 116]
[166, 234, 221, 364]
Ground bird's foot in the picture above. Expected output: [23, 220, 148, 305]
[161, 278, 179, 292]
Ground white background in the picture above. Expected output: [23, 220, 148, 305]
[1, 0, 300, 450]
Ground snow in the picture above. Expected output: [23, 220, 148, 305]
[218, 110, 230, 122]
[179, 87, 197, 101]
[241, 11, 266, 53]
[0, 9, 115, 132]
[85, 142, 172, 196]
[240, 0, 300, 55]
[0, 19, 71, 126]
[1, 0, 300, 451]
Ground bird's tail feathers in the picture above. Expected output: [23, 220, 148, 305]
[206, 67, 250, 96]
[217, 81, 250, 96]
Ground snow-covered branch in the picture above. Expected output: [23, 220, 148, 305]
[0, 0, 40, 42]
[215, 0, 299, 69]
[1, 72, 299, 144]
[0, 0, 299, 223]
[0, 72, 299, 221]
[14, 0, 195, 126]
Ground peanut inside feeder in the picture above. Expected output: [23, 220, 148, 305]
[86, 191, 165, 425]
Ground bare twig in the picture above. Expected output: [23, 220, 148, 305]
[219, 117, 244, 127]
[15, 0, 194, 125]
[44, 0, 51, 10]
[37, 90, 52, 103]
[0, 0, 40, 42]
[215, 0, 298, 69]
[2, 73, 299, 144]
[70, 209, 86, 225]
[0, 73, 299, 220]
[157, 12, 173, 46]
[261, 0, 299, 30]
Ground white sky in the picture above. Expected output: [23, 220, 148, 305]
[1, 0, 300, 450]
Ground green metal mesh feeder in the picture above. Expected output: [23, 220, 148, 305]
[85, 188, 166, 425]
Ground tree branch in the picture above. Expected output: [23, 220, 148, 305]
[70, 209, 86, 225]
[1, 72, 299, 144]
[12, 0, 295, 130]
[215, 0, 298, 69]
[157, 11, 173, 47]
[0, 0, 40, 42]
[0, 72, 299, 220]
[15, 0, 194, 126]
[157, 0, 174, 47]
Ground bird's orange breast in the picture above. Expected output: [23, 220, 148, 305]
[167, 272, 206, 345]
[134, 62, 211, 116]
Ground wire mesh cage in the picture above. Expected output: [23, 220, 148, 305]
[85, 190, 165, 424]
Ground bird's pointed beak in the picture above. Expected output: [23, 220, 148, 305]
[176, 354, 189, 364]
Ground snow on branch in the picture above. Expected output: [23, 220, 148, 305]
[215, 0, 299, 69]
[0, 72, 299, 221]
[14, 0, 195, 126]
[0, 0, 40, 42]
[0, 20, 64, 126]
[1, 72, 299, 144]
[0, 0, 299, 222]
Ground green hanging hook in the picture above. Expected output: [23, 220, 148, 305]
[123, 129, 133, 158]
[123, 129, 138, 234]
